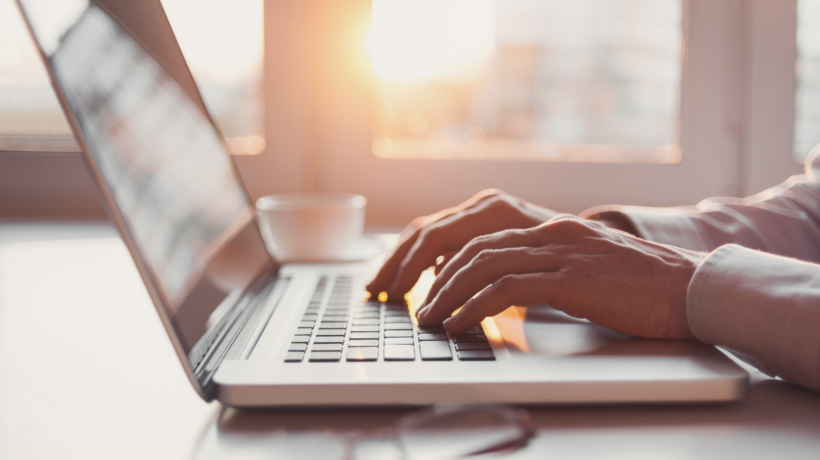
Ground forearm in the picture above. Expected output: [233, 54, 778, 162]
[580, 175, 820, 263]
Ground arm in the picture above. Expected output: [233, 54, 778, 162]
[580, 174, 820, 263]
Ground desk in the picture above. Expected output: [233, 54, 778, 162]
[2, 220, 820, 459]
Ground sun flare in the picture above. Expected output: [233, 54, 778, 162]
[369, 0, 495, 83]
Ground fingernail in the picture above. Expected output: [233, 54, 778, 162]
[442, 315, 457, 331]
[416, 305, 429, 320]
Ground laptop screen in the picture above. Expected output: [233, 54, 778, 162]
[18, 0, 276, 371]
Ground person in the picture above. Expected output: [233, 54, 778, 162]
[367, 146, 820, 393]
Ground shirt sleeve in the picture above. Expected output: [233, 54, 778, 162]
[687, 244, 820, 392]
[578, 150, 820, 391]
[579, 174, 820, 263]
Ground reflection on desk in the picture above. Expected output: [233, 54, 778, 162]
[3, 221, 820, 460]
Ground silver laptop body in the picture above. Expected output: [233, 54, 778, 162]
[17, 0, 747, 407]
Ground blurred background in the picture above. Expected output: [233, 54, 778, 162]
[0, 0, 813, 225]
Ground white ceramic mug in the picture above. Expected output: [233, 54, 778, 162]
[255, 193, 366, 262]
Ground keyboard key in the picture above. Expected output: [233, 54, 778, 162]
[302, 314, 318, 320]
[452, 334, 488, 343]
[299, 321, 315, 328]
[348, 339, 379, 347]
[347, 347, 378, 361]
[385, 317, 411, 323]
[311, 343, 343, 351]
[351, 332, 379, 340]
[385, 304, 407, 310]
[417, 325, 445, 334]
[457, 350, 495, 361]
[418, 333, 448, 341]
[316, 328, 346, 336]
[291, 335, 310, 343]
[313, 336, 345, 344]
[353, 319, 380, 325]
[384, 323, 412, 330]
[354, 312, 380, 319]
[322, 315, 348, 322]
[321, 321, 347, 328]
[385, 330, 413, 338]
[384, 345, 415, 361]
[294, 328, 312, 336]
[288, 343, 307, 352]
[420, 341, 453, 360]
[384, 310, 410, 317]
[456, 342, 491, 351]
[285, 351, 304, 362]
[351, 325, 379, 332]
[309, 351, 342, 362]
[384, 337, 414, 345]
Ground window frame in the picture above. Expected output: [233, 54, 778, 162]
[1, 0, 805, 225]
[258, 0, 748, 226]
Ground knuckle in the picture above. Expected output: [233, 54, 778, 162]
[483, 195, 514, 210]
[409, 216, 427, 230]
[480, 188, 504, 198]
[472, 248, 497, 266]
[466, 233, 493, 250]
[492, 274, 519, 298]
[417, 225, 439, 243]
[548, 216, 588, 234]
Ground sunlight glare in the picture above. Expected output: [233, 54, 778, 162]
[161, 0, 262, 86]
[369, 0, 495, 83]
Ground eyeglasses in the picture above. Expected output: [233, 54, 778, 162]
[346, 404, 534, 460]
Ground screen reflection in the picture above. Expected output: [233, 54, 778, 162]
[36, 3, 251, 310]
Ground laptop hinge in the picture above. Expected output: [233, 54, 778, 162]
[192, 274, 288, 397]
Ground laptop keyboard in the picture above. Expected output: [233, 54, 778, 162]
[284, 275, 495, 363]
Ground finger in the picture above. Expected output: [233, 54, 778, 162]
[367, 190, 502, 294]
[422, 228, 544, 310]
[442, 273, 562, 333]
[418, 246, 561, 325]
[386, 196, 521, 297]
[366, 229, 421, 294]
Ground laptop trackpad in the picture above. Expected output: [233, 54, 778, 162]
[494, 305, 698, 358]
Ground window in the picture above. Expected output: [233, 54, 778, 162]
[795, 0, 820, 164]
[370, 0, 682, 163]
[161, 0, 265, 155]
[0, 0, 264, 155]
[0, 0, 74, 151]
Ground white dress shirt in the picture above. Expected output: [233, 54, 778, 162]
[580, 148, 820, 392]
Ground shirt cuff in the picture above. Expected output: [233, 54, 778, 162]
[687, 244, 820, 390]
[580, 205, 714, 251]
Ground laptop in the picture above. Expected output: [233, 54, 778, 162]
[17, 0, 748, 407]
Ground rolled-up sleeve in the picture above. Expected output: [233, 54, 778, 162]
[580, 175, 820, 263]
[687, 245, 820, 391]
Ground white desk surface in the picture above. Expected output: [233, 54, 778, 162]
[2, 220, 820, 460]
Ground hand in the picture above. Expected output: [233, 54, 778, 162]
[366, 189, 558, 299]
[416, 216, 707, 339]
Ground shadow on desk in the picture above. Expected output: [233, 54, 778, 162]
[193, 379, 820, 460]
